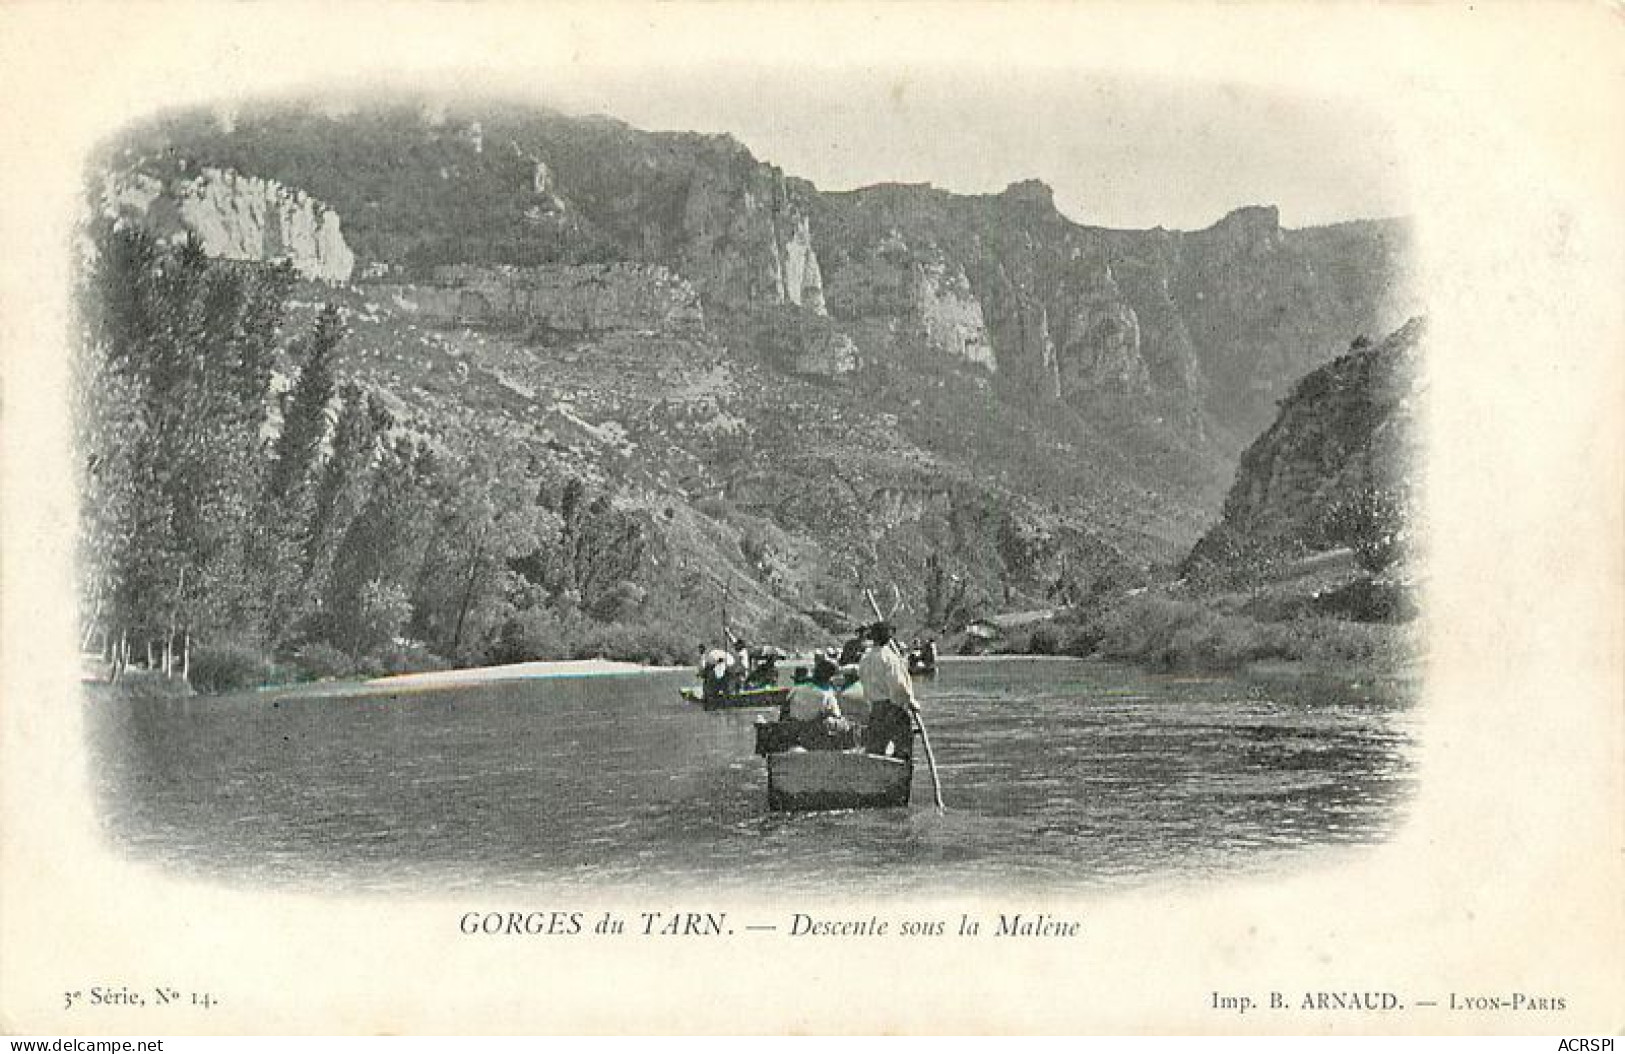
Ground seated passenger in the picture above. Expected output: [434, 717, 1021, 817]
[748, 647, 782, 688]
[699, 648, 732, 700]
[718, 628, 750, 690]
[783, 654, 856, 750]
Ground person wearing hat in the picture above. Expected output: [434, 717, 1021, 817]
[722, 628, 752, 694]
[857, 621, 918, 758]
[783, 653, 854, 749]
[699, 647, 733, 702]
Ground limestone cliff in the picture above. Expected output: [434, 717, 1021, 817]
[775, 212, 827, 314]
[911, 257, 996, 370]
[817, 223, 995, 371]
[816, 181, 1196, 415]
[676, 149, 828, 313]
[1159, 207, 1414, 444]
[103, 167, 355, 283]
[100, 104, 827, 318]
[1052, 265, 1148, 397]
[816, 181, 1411, 446]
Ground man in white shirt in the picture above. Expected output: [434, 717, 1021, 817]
[856, 621, 918, 758]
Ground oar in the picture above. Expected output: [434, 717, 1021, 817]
[912, 709, 946, 812]
[865, 588, 945, 811]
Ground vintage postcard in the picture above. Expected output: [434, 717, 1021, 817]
[1, 1, 1620, 1036]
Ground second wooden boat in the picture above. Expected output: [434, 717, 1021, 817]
[679, 684, 793, 711]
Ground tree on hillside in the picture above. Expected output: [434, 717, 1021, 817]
[77, 225, 294, 676]
[1321, 485, 1409, 575]
[412, 449, 556, 661]
[302, 384, 390, 600]
[563, 488, 649, 621]
[922, 551, 971, 631]
[253, 303, 344, 645]
[324, 437, 440, 659]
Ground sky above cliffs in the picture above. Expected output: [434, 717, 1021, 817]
[537, 66, 1407, 233]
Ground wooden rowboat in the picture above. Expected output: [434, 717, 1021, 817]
[754, 715, 914, 811]
[766, 750, 913, 812]
[679, 684, 792, 711]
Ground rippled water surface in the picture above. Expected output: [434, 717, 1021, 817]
[85, 659, 1418, 894]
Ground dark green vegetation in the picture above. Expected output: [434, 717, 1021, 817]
[79, 98, 1419, 690]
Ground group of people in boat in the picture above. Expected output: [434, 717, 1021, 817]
[776, 620, 921, 759]
[694, 615, 937, 762]
[697, 632, 783, 698]
[836, 632, 936, 675]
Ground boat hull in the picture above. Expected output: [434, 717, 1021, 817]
[680, 685, 792, 711]
[766, 750, 913, 812]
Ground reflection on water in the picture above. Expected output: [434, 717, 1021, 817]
[84, 659, 1418, 894]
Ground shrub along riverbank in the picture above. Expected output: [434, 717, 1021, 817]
[93, 548, 1419, 695]
[993, 577, 1419, 675]
[97, 619, 705, 696]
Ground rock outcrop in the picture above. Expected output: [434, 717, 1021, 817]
[774, 212, 827, 313]
[1052, 266, 1148, 397]
[1159, 207, 1414, 440]
[786, 328, 859, 377]
[911, 258, 995, 370]
[816, 181, 1186, 409]
[1185, 317, 1424, 574]
[103, 167, 355, 283]
[676, 150, 828, 314]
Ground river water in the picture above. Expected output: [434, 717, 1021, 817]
[84, 658, 1418, 895]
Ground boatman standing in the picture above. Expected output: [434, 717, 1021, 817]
[857, 621, 917, 759]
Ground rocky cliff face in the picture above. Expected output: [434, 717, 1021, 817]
[816, 182, 1193, 410]
[1158, 208, 1414, 444]
[102, 105, 1408, 451]
[89, 98, 1420, 639]
[911, 256, 996, 370]
[366, 263, 703, 334]
[100, 104, 824, 316]
[675, 149, 827, 314]
[1052, 264, 1148, 397]
[786, 328, 858, 377]
[103, 167, 355, 283]
[816, 182, 1412, 447]
[1185, 317, 1424, 573]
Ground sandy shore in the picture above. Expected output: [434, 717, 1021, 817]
[365, 658, 684, 690]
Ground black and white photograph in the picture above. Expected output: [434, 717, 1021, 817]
[1, 1, 1620, 1037]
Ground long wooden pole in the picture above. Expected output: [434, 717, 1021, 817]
[866, 589, 945, 811]
[912, 713, 946, 811]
